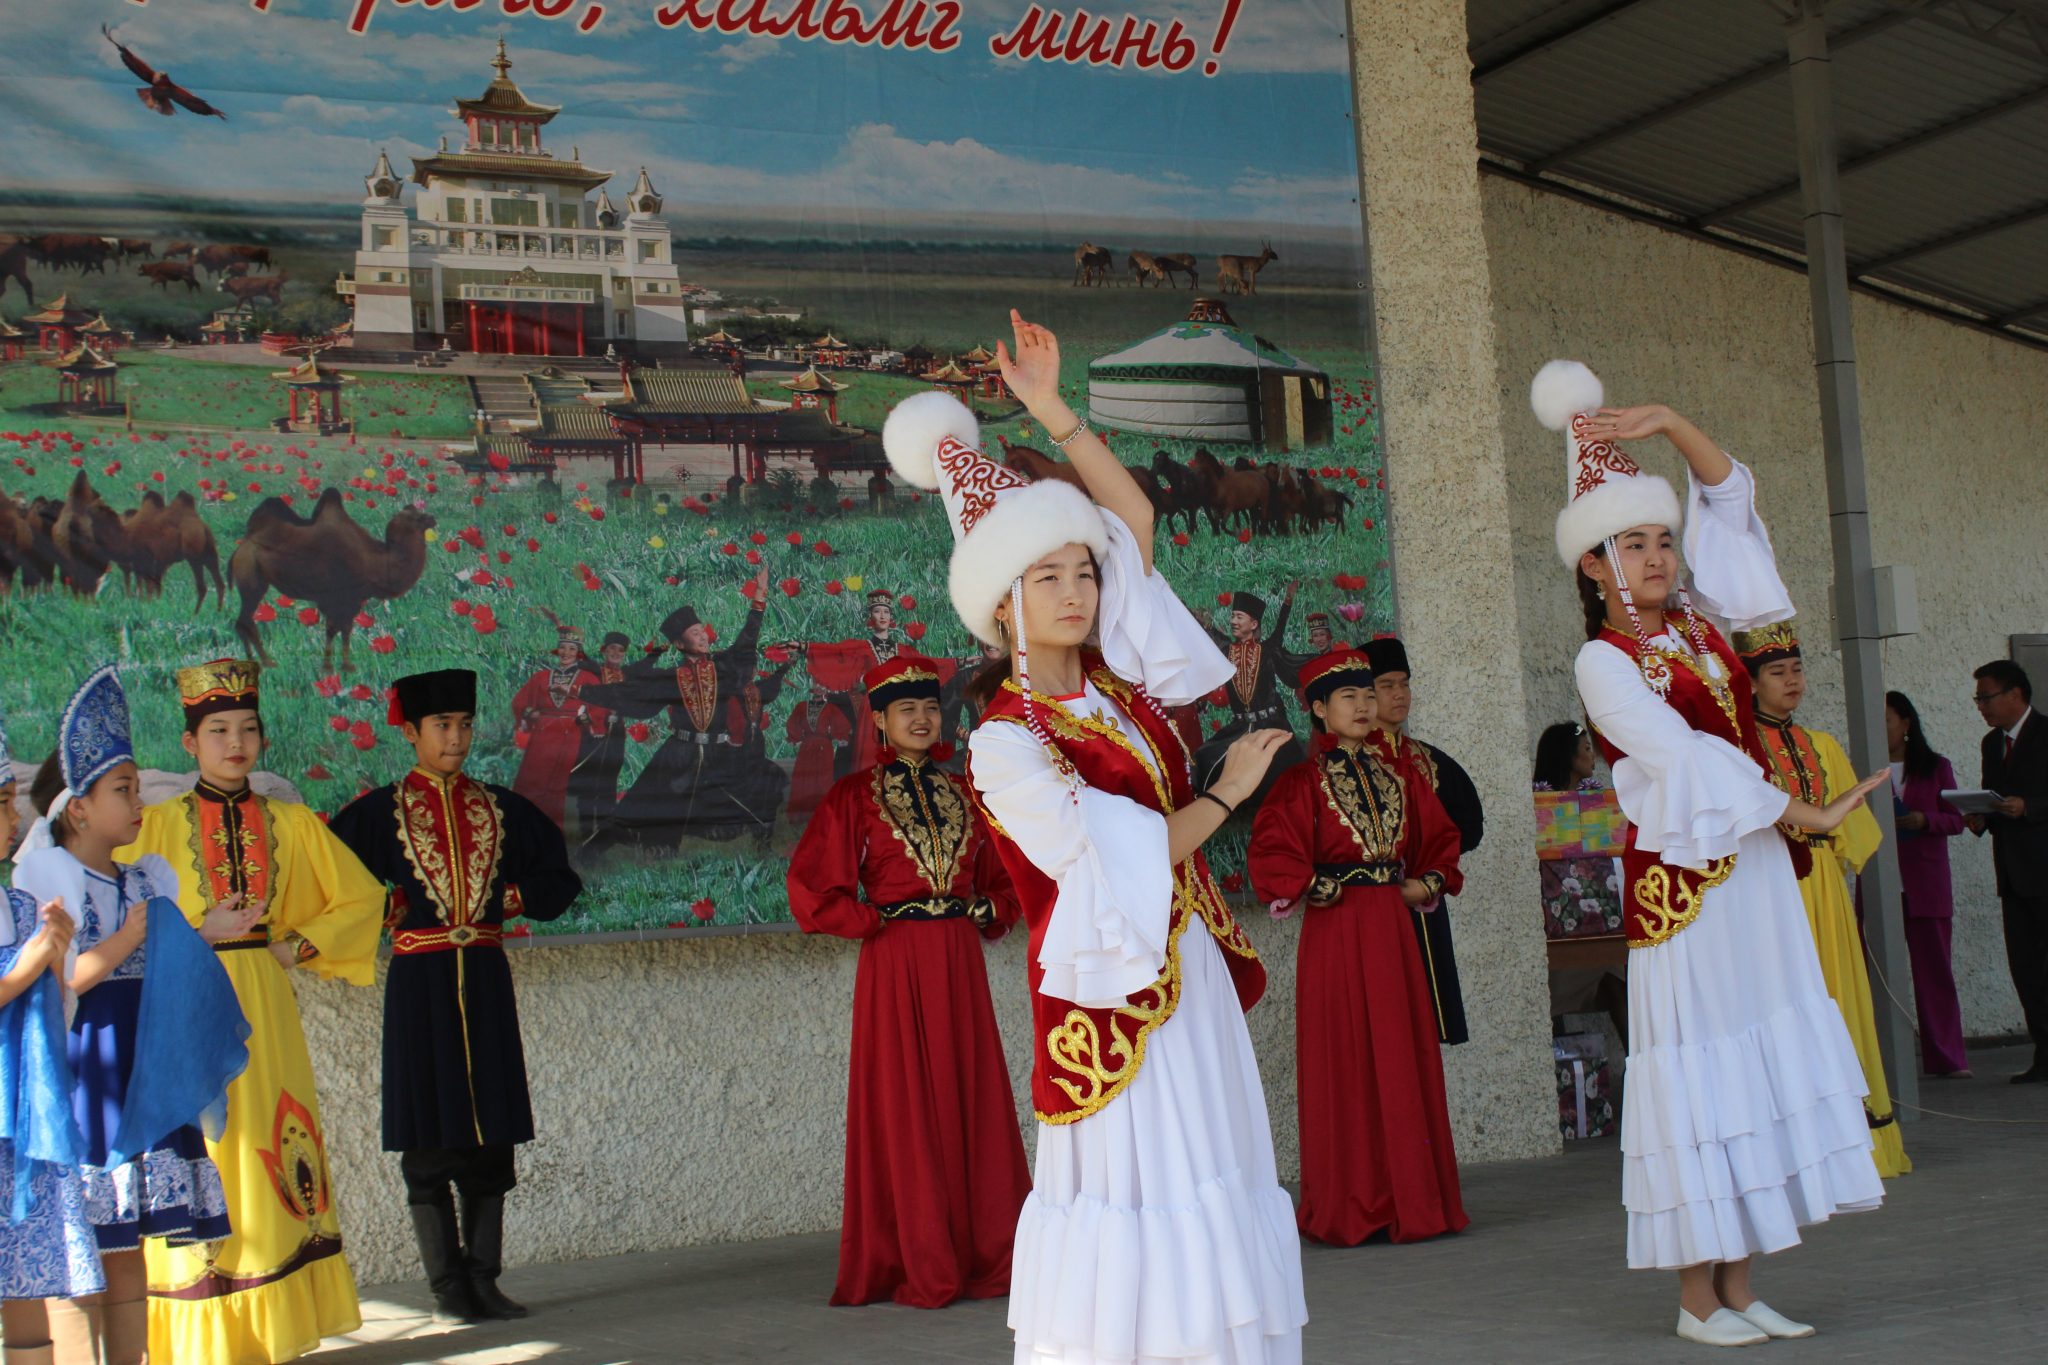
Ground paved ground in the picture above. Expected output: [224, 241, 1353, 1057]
[314, 1045, 2047, 1365]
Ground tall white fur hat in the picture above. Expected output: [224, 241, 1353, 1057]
[1535, 360, 1682, 568]
[881, 391, 1108, 646]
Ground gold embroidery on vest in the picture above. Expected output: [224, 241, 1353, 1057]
[872, 763, 969, 896]
[1629, 855, 1736, 947]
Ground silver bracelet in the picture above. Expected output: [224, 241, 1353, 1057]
[1049, 419, 1089, 451]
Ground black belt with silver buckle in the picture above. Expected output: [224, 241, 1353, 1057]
[877, 897, 969, 922]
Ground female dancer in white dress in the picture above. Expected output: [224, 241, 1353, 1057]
[884, 310, 1308, 1364]
[1537, 361, 1889, 1348]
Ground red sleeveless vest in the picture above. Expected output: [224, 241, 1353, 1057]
[973, 659, 1265, 1124]
[1587, 616, 1802, 947]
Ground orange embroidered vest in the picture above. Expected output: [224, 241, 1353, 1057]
[973, 660, 1264, 1124]
[1588, 617, 1786, 947]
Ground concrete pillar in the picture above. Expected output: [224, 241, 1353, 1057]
[1349, 0, 1559, 1159]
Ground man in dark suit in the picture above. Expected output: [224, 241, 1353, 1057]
[1971, 660, 2048, 1083]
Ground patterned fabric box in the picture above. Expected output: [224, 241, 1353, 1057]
[1554, 1034, 1616, 1140]
[1540, 856, 1625, 939]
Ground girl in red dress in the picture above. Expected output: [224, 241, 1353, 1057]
[510, 624, 603, 831]
[785, 684, 852, 823]
[1249, 648, 1468, 1246]
[785, 655, 1029, 1309]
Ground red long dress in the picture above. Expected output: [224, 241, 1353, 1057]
[511, 663, 603, 829]
[787, 755, 1031, 1308]
[786, 700, 852, 822]
[1249, 739, 1468, 1245]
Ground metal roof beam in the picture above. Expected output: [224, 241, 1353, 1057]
[1991, 296, 2048, 324]
[1854, 198, 2048, 270]
[1469, 0, 1660, 83]
[1525, 9, 1918, 174]
[1695, 81, 2048, 225]
[1908, 0, 2048, 66]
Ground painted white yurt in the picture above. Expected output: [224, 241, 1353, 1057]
[1086, 298, 1332, 451]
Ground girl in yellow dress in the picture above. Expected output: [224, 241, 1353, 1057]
[1735, 622, 1910, 1178]
[117, 660, 386, 1363]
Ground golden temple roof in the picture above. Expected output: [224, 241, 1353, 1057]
[53, 343, 117, 373]
[779, 365, 847, 394]
[453, 41, 561, 123]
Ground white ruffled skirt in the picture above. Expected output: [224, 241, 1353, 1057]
[1623, 828, 1884, 1269]
[1010, 927, 1307, 1364]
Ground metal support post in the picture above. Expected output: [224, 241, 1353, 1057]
[1785, 1, 1920, 1119]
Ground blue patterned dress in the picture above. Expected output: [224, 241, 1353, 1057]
[0, 887, 106, 1299]
[58, 859, 232, 1252]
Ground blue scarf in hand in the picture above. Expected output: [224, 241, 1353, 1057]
[103, 898, 251, 1169]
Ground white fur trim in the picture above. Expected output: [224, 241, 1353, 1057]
[881, 391, 979, 490]
[949, 480, 1109, 645]
[1531, 360, 1604, 432]
[1555, 473, 1682, 567]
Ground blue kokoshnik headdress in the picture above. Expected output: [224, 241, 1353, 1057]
[13, 665, 133, 863]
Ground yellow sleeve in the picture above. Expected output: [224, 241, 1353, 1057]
[267, 800, 385, 987]
[1819, 731, 1882, 874]
[114, 799, 209, 928]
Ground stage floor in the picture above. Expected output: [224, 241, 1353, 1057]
[314, 1043, 2048, 1364]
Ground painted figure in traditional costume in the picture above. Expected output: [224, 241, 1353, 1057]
[1249, 648, 1468, 1246]
[1734, 621, 1908, 1177]
[567, 631, 632, 837]
[1362, 635, 1480, 1046]
[0, 710, 100, 1365]
[787, 654, 1028, 1308]
[14, 667, 250, 1365]
[118, 659, 386, 1364]
[511, 619, 605, 833]
[1193, 581, 1308, 807]
[804, 589, 919, 775]
[581, 570, 776, 850]
[785, 684, 852, 823]
[723, 661, 795, 846]
[1537, 361, 1888, 1346]
[328, 669, 582, 1324]
[885, 310, 1307, 1364]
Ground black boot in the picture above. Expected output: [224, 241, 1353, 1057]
[409, 1199, 485, 1324]
[461, 1193, 529, 1319]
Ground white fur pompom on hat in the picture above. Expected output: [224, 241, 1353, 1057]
[1530, 359, 1604, 432]
[881, 390, 981, 490]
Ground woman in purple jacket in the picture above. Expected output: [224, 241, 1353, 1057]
[1888, 690, 1971, 1077]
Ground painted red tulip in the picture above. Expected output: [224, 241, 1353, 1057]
[354, 611, 375, 629]
[750, 531, 767, 545]
[779, 577, 801, 597]
[543, 511, 559, 524]
[1217, 593, 1232, 606]
[1172, 533, 1190, 547]
[327, 714, 350, 732]
[253, 603, 277, 623]
[370, 635, 397, 654]
[1236, 528, 1253, 543]
[689, 897, 716, 922]
[744, 548, 762, 565]
[906, 621, 927, 640]
[1221, 872, 1245, 893]
[721, 542, 738, 556]
[452, 600, 473, 617]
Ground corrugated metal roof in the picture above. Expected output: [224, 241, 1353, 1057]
[1470, 0, 2048, 343]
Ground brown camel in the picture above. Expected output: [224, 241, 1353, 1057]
[118, 489, 224, 609]
[49, 472, 120, 595]
[0, 239, 34, 304]
[229, 488, 435, 671]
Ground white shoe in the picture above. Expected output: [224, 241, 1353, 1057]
[1731, 1300, 1816, 1339]
[1677, 1308, 1769, 1346]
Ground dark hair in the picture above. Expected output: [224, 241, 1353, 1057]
[1885, 690, 1941, 781]
[1576, 566, 1607, 641]
[29, 753, 70, 848]
[1533, 722, 1585, 791]
[965, 651, 1012, 711]
[1974, 659, 2032, 703]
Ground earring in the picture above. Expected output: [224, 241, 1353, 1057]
[1596, 585, 1607, 602]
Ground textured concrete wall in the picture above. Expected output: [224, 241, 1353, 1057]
[1347, 0, 1563, 1164]
[1480, 175, 2048, 1047]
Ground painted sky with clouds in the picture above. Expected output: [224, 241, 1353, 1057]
[0, 0, 1366, 230]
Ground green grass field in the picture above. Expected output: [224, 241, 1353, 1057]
[1, 235, 1392, 935]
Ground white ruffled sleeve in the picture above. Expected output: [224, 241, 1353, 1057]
[1682, 460, 1794, 633]
[1576, 639, 1790, 867]
[969, 717, 1171, 1007]
[1093, 508, 1233, 707]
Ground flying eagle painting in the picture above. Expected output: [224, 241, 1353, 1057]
[101, 25, 229, 120]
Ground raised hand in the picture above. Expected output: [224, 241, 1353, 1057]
[995, 309, 1063, 416]
[1576, 405, 1673, 443]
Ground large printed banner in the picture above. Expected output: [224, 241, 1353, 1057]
[0, 0, 1391, 938]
